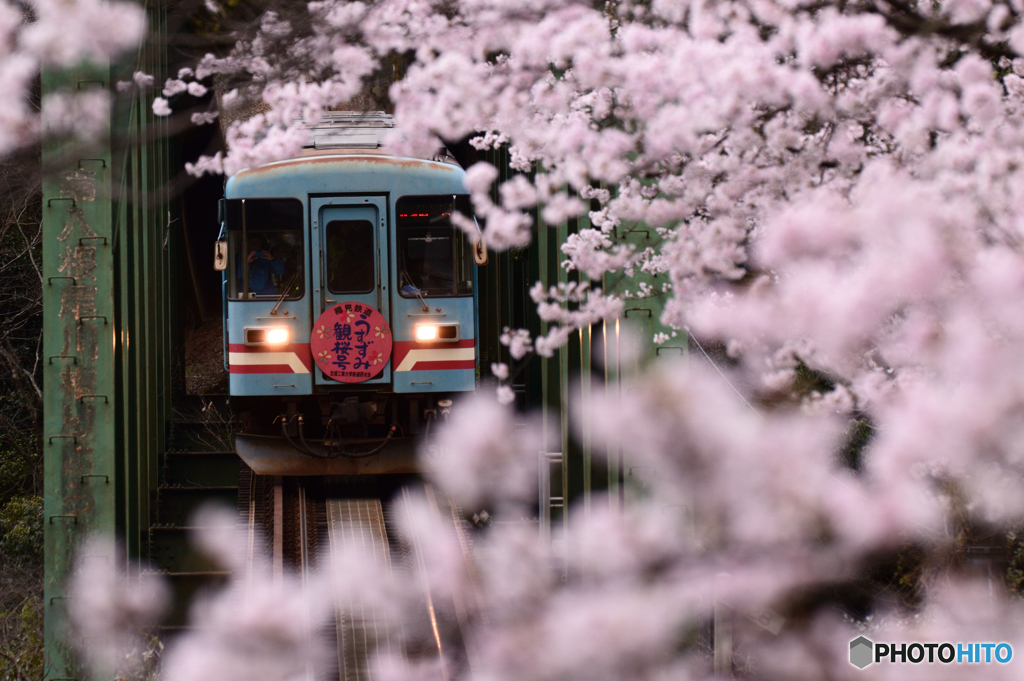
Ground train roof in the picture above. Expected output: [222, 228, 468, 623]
[226, 112, 469, 199]
[226, 153, 468, 200]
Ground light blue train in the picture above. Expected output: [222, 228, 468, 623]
[216, 113, 483, 476]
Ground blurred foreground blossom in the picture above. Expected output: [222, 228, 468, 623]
[68, 537, 169, 675]
[68, 389, 1024, 681]
[160, 504, 329, 681]
[19, 0, 145, 66]
[161, 575, 328, 681]
[426, 391, 544, 512]
[42, 90, 110, 140]
[0, 0, 146, 156]
[189, 503, 247, 572]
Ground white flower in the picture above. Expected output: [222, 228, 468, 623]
[496, 384, 515, 405]
[152, 97, 171, 116]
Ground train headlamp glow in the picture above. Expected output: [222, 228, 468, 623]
[415, 324, 439, 341]
[265, 328, 290, 345]
[244, 327, 291, 346]
[414, 323, 459, 342]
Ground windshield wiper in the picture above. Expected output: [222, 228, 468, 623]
[402, 271, 429, 312]
[271, 271, 300, 315]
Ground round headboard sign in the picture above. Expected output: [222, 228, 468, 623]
[310, 302, 392, 383]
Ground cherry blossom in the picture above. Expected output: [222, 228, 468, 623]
[59, 0, 1024, 676]
[0, 0, 146, 155]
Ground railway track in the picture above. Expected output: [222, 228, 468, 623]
[246, 475, 476, 681]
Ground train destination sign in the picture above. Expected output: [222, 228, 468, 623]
[311, 302, 392, 382]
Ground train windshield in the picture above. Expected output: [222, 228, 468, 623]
[396, 195, 473, 298]
[224, 198, 304, 300]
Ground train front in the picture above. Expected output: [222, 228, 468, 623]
[218, 149, 480, 476]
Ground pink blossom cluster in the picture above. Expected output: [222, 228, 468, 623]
[0, 0, 146, 154]
[83, 0, 1024, 675]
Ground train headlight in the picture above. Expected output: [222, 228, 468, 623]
[244, 326, 292, 346]
[266, 328, 290, 345]
[415, 324, 439, 341]
[414, 323, 460, 342]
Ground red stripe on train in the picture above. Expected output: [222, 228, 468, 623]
[227, 342, 313, 371]
[230, 364, 295, 374]
[392, 338, 475, 367]
[407, 360, 476, 371]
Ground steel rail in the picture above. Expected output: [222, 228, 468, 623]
[401, 486, 450, 681]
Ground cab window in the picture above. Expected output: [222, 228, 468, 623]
[396, 195, 473, 298]
[224, 198, 304, 300]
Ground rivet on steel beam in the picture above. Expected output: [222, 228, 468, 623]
[78, 236, 108, 246]
[48, 515, 77, 524]
[77, 315, 108, 325]
[48, 355, 78, 365]
[80, 474, 110, 484]
[78, 394, 109, 404]
[46, 197, 76, 208]
[47, 435, 78, 445]
[624, 308, 652, 317]
[46, 276, 77, 286]
[77, 158, 107, 169]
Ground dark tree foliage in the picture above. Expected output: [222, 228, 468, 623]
[0, 149, 42, 504]
[0, 148, 43, 681]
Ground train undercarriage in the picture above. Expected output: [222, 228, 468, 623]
[231, 393, 454, 476]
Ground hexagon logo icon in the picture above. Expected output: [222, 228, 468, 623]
[850, 636, 874, 669]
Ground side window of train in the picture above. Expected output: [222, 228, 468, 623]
[325, 220, 374, 293]
[396, 195, 474, 298]
[224, 198, 305, 300]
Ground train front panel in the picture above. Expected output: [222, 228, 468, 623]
[219, 153, 479, 474]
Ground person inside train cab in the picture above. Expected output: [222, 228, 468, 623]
[244, 235, 285, 295]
